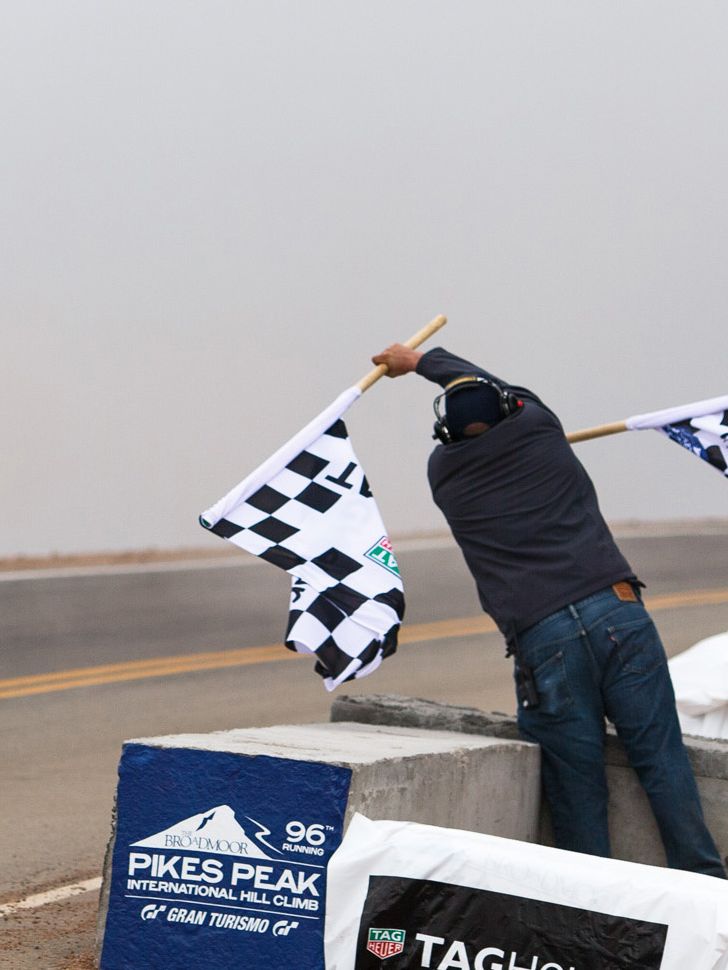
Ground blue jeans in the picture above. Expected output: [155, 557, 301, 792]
[514, 586, 726, 878]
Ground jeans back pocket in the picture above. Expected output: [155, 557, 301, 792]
[606, 617, 666, 675]
[519, 650, 574, 718]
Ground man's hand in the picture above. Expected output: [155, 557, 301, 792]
[371, 343, 423, 378]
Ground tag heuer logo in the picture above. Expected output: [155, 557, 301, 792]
[367, 927, 406, 959]
[365, 536, 400, 577]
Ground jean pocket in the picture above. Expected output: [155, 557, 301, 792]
[523, 650, 574, 717]
[606, 617, 666, 675]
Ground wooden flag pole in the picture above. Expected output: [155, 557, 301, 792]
[356, 314, 447, 393]
[354, 317, 627, 443]
[566, 420, 628, 444]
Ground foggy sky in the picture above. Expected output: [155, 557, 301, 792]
[3, 1, 728, 558]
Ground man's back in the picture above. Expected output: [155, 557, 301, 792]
[421, 349, 635, 637]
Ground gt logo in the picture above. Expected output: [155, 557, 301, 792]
[141, 904, 167, 921]
[272, 919, 300, 937]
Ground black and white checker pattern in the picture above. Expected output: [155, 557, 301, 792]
[285, 578, 402, 688]
[202, 418, 404, 690]
[661, 409, 728, 478]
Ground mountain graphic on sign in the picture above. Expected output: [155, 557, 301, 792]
[131, 804, 273, 859]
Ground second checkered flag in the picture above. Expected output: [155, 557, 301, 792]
[200, 387, 404, 690]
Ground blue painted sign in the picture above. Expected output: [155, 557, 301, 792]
[99, 744, 352, 970]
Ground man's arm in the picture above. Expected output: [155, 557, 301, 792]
[371, 344, 507, 388]
[414, 347, 506, 389]
[371, 344, 555, 416]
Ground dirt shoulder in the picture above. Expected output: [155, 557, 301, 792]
[0, 892, 97, 970]
[0, 546, 238, 573]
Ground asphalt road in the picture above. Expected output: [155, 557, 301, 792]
[2, 530, 728, 967]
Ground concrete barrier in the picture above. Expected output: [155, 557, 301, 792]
[96, 721, 540, 969]
[331, 693, 728, 868]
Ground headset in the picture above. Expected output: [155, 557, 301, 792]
[432, 375, 523, 444]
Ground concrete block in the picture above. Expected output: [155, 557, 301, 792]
[112, 721, 541, 835]
[96, 720, 540, 969]
[333, 694, 728, 869]
[331, 693, 521, 739]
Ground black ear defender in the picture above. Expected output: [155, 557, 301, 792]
[432, 375, 523, 444]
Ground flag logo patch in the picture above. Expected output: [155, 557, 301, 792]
[367, 927, 406, 959]
[365, 536, 400, 577]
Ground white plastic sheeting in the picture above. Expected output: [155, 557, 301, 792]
[669, 631, 728, 741]
[325, 814, 728, 970]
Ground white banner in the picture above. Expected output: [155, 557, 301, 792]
[325, 814, 728, 970]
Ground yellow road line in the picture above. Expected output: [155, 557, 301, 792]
[0, 645, 288, 689]
[0, 644, 292, 699]
[2, 586, 727, 700]
[647, 588, 728, 610]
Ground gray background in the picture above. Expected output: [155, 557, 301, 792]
[3, 1, 727, 558]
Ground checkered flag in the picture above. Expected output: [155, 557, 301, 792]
[200, 388, 404, 691]
[625, 395, 728, 479]
[658, 413, 728, 477]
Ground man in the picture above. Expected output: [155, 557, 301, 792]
[372, 341, 726, 878]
